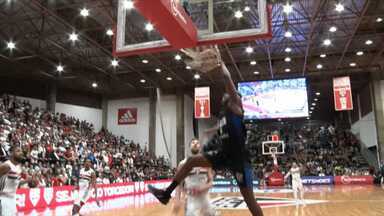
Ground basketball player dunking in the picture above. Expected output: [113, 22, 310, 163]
[72, 159, 97, 216]
[0, 146, 29, 216]
[284, 162, 305, 203]
[148, 47, 264, 216]
[172, 138, 218, 216]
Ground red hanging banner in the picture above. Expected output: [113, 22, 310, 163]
[333, 76, 353, 111]
[195, 87, 211, 119]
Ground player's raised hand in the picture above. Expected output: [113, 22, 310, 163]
[181, 45, 222, 73]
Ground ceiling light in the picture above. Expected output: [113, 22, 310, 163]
[123, 0, 134, 10]
[186, 65, 191, 70]
[307, 117, 310, 120]
[106, 29, 114, 36]
[56, 65, 64, 72]
[316, 64, 323, 69]
[250, 61, 257, 65]
[234, 10, 243, 19]
[253, 71, 260, 75]
[329, 26, 337, 32]
[310, 107, 315, 110]
[6, 41, 15, 50]
[284, 31, 293, 38]
[365, 40, 373, 45]
[145, 23, 154, 31]
[314, 98, 318, 101]
[283, 3, 293, 14]
[111, 59, 119, 67]
[155, 68, 162, 73]
[356, 51, 364, 56]
[376, 17, 383, 23]
[285, 68, 291, 72]
[245, 46, 254, 53]
[323, 39, 331, 46]
[309, 111, 313, 114]
[350, 62, 357, 67]
[194, 74, 201, 80]
[284, 57, 291, 62]
[140, 79, 146, 83]
[320, 54, 327, 58]
[312, 103, 316, 106]
[244, 6, 250, 12]
[166, 77, 173, 81]
[80, 8, 89, 17]
[285, 47, 292, 53]
[175, 54, 182, 61]
[335, 3, 344, 12]
[69, 32, 79, 42]
[316, 92, 321, 96]
[142, 59, 149, 64]
[92, 82, 98, 88]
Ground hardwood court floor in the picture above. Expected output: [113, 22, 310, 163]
[83, 185, 384, 216]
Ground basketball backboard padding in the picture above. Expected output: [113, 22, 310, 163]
[114, 0, 272, 57]
[134, 0, 198, 48]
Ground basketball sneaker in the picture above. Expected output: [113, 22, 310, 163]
[147, 185, 171, 205]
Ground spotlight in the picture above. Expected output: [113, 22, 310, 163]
[6, 41, 15, 50]
[69, 32, 79, 42]
[111, 59, 119, 67]
[80, 8, 90, 17]
[234, 10, 243, 19]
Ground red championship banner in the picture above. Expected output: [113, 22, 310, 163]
[333, 76, 353, 111]
[16, 180, 171, 212]
[118, 108, 138, 125]
[194, 87, 211, 119]
[334, 176, 373, 185]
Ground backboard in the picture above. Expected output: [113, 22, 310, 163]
[262, 141, 285, 155]
[114, 0, 272, 57]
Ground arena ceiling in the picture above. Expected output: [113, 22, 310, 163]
[0, 0, 382, 106]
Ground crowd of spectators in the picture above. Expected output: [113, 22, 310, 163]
[0, 94, 174, 188]
[247, 122, 371, 178]
[0, 94, 374, 189]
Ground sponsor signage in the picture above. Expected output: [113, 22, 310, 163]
[194, 87, 211, 119]
[333, 76, 353, 111]
[118, 108, 138, 125]
[213, 179, 259, 187]
[334, 175, 373, 185]
[301, 176, 334, 185]
[267, 171, 284, 186]
[16, 180, 171, 212]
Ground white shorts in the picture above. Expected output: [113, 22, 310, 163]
[292, 180, 304, 192]
[185, 194, 217, 216]
[76, 181, 91, 205]
[0, 196, 16, 216]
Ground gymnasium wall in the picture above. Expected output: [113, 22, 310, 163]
[184, 95, 194, 157]
[350, 84, 378, 148]
[107, 97, 150, 148]
[351, 112, 378, 148]
[55, 103, 103, 132]
[16, 96, 47, 110]
[155, 95, 177, 166]
[13, 96, 103, 132]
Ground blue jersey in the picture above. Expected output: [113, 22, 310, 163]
[218, 109, 249, 167]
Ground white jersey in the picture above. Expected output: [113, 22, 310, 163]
[0, 160, 22, 197]
[180, 159, 210, 193]
[290, 167, 302, 182]
[79, 168, 95, 186]
[179, 158, 217, 216]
